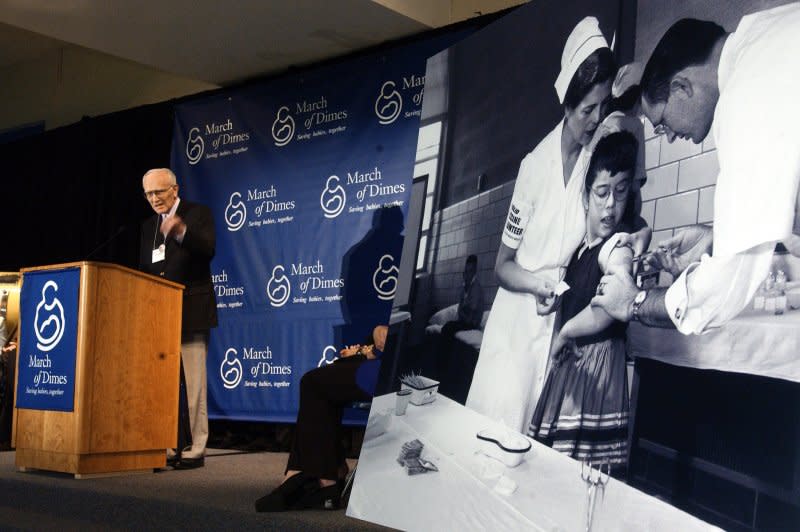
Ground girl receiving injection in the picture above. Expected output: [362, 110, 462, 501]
[528, 131, 648, 474]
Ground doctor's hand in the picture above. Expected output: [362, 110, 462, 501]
[614, 227, 652, 265]
[591, 270, 639, 322]
[645, 225, 712, 277]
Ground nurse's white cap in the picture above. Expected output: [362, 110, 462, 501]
[554, 16, 610, 104]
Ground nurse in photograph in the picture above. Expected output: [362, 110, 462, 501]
[466, 17, 616, 432]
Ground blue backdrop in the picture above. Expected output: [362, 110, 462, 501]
[171, 34, 461, 422]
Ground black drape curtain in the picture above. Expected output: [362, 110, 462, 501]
[2, 101, 175, 271]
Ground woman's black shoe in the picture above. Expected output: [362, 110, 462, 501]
[255, 472, 313, 512]
[292, 482, 342, 510]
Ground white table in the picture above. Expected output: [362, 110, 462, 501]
[347, 393, 719, 531]
[628, 307, 800, 384]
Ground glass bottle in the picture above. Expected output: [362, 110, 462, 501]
[764, 271, 776, 313]
[775, 269, 787, 315]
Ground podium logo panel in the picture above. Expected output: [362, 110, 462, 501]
[17, 268, 80, 412]
[34, 281, 65, 352]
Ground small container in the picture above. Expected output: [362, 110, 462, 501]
[395, 389, 412, 415]
[476, 428, 532, 468]
[400, 376, 440, 406]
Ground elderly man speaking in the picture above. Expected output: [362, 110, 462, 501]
[592, 4, 800, 334]
[139, 168, 217, 469]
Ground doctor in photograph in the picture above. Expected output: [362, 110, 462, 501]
[592, 4, 800, 333]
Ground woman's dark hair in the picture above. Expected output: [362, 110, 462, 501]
[585, 131, 638, 190]
[603, 85, 641, 119]
[563, 47, 617, 110]
[641, 18, 726, 104]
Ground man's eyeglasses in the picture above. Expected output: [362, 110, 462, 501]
[143, 186, 175, 199]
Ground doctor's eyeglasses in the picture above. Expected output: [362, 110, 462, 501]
[143, 185, 176, 199]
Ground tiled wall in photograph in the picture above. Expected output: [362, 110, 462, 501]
[640, 120, 718, 249]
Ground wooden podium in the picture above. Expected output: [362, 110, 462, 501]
[13, 261, 183, 477]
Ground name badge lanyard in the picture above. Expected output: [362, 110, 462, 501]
[152, 216, 167, 264]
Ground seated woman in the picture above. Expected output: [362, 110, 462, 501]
[527, 131, 647, 474]
[255, 325, 388, 512]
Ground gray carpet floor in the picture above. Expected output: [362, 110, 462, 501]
[0, 449, 392, 531]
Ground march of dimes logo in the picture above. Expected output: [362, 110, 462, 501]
[374, 74, 424, 125]
[267, 260, 344, 307]
[26, 279, 70, 390]
[225, 184, 296, 230]
[185, 118, 251, 165]
[373, 254, 399, 301]
[271, 106, 295, 147]
[267, 265, 291, 307]
[220, 345, 292, 390]
[318, 345, 338, 367]
[320, 166, 405, 218]
[34, 281, 65, 352]
[224, 192, 246, 231]
[213, 269, 245, 310]
[220, 348, 243, 389]
[320, 176, 346, 218]
[271, 95, 348, 146]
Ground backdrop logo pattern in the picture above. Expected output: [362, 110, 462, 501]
[220, 348, 243, 389]
[318, 345, 338, 367]
[375, 81, 403, 125]
[271, 106, 295, 147]
[34, 280, 65, 352]
[224, 192, 247, 231]
[373, 254, 399, 301]
[267, 265, 291, 307]
[320, 175, 347, 218]
[186, 127, 205, 165]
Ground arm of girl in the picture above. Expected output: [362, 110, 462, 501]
[554, 238, 634, 359]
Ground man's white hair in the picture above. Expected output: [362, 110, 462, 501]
[142, 168, 177, 185]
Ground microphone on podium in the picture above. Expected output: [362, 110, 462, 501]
[86, 223, 133, 260]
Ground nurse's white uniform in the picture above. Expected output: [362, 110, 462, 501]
[466, 120, 588, 432]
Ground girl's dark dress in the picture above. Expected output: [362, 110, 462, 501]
[527, 235, 629, 467]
